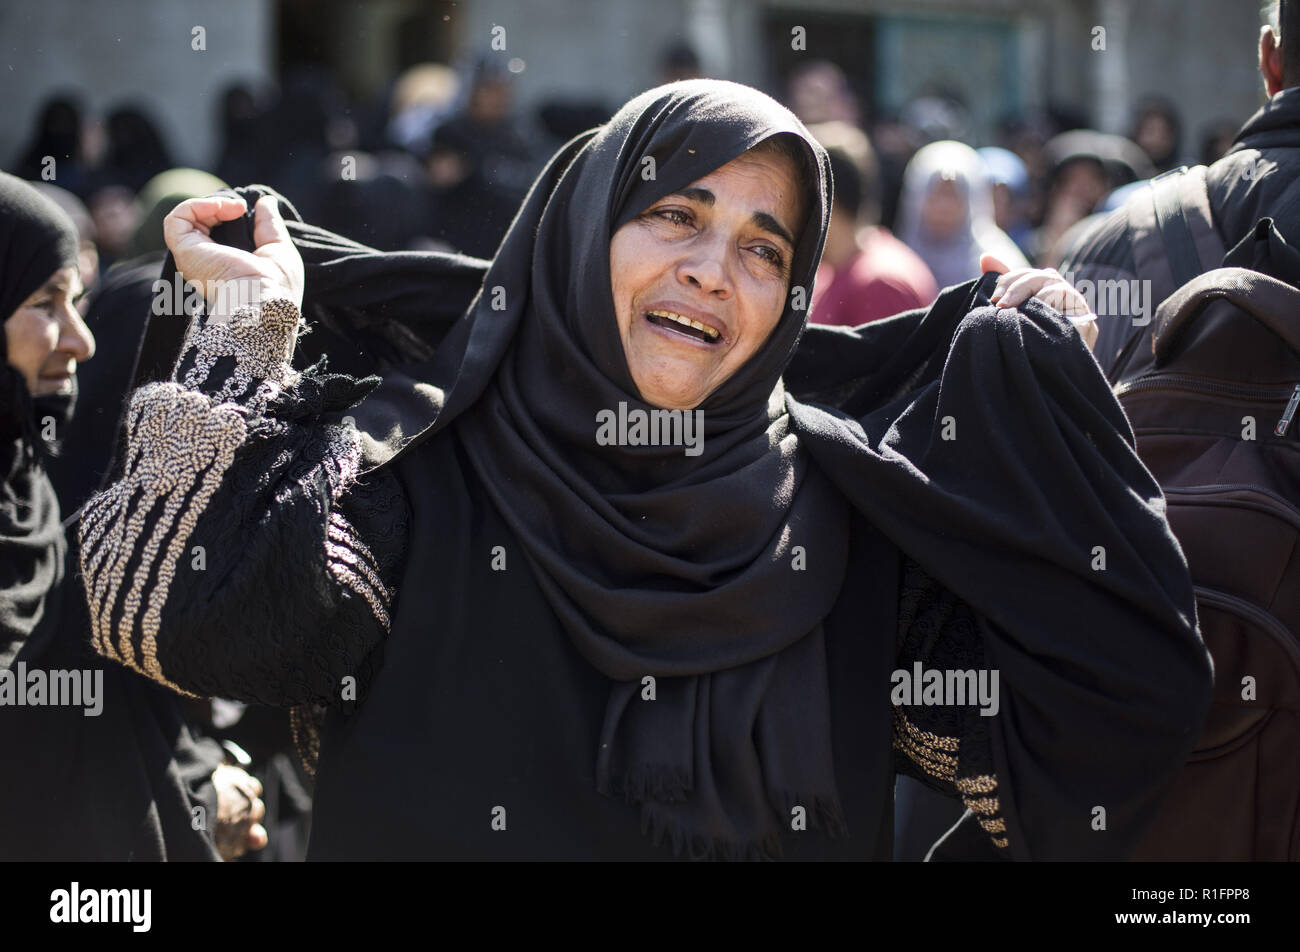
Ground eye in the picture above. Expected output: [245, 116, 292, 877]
[750, 244, 787, 271]
[651, 207, 693, 226]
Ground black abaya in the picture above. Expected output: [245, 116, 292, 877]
[77, 277, 1212, 860]
[310, 424, 901, 860]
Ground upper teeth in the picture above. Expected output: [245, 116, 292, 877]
[648, 310, 720, 340]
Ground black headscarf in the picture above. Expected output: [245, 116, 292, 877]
[1, 171, 79, 666]
[0, 171, 80, 342]
[122, 80, 1207, 861]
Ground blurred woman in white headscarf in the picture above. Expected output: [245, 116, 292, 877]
[896, 140, 1029, 289]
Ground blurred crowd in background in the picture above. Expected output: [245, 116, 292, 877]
[5, 42, 1250, 329]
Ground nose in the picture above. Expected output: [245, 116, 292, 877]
[676, 234, 733, 300]
[59, 299, 95, 363]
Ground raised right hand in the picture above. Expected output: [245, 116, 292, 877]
[164, 194, 305, 311]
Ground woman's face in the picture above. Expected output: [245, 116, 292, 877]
[4, 265, 94, 397]
[920, 177, 968, 241]
[609, 147, 804, 411]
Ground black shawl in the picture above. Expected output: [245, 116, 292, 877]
[123, 81, 1208, 860]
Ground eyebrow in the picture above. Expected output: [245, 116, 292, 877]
[37, 278, 85, 299]
[669, 186, 797, 249]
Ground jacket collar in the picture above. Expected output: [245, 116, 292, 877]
[1232, 86, 1300, 150]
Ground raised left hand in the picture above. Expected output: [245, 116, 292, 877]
[980, 254, 1099, 353]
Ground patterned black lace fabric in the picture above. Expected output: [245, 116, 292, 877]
[892, 555, 1007, 853]
[78, 300, 409, 775]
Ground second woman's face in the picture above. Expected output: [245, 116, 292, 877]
[3, 265, 94, 397]
[609, 147, 803, 411]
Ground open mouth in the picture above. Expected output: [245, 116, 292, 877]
[645, 309, 721, 344]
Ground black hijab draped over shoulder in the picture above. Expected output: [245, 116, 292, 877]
[124, 81, 1208, 861]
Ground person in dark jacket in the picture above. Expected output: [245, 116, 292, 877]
[1061, 0, 1300, 380]
[79, 80, 1210, 861]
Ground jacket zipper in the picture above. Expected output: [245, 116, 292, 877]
[1115, 374, 1300, 435]
[1277, 384, 1300, 436]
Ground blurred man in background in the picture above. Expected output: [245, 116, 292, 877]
[808, 121, 937, 325]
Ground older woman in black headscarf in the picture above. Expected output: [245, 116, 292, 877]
[0, 172, 88, 660]
[0, 171, 267, 861]
[79, 81, 1210, 861]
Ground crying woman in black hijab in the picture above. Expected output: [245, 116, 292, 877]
[84, 80, 1210, 861]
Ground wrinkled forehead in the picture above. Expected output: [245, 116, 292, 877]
[600, 82, 825, 232]
[579, 83, 827, 296]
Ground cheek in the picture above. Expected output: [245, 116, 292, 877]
[5, 310, 57, 362]
[736, 283, 788, 359]
[609, 227, 661, 323]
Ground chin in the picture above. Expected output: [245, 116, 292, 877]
[630, 363, 713, 411]
[634, 379, 707, 412]
[649, 396, 702, 412]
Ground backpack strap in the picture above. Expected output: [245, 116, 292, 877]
[1154, 169, 1205, 283]
[1112, 166, 1227, 381]
[1141, 166, 1226, 282]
